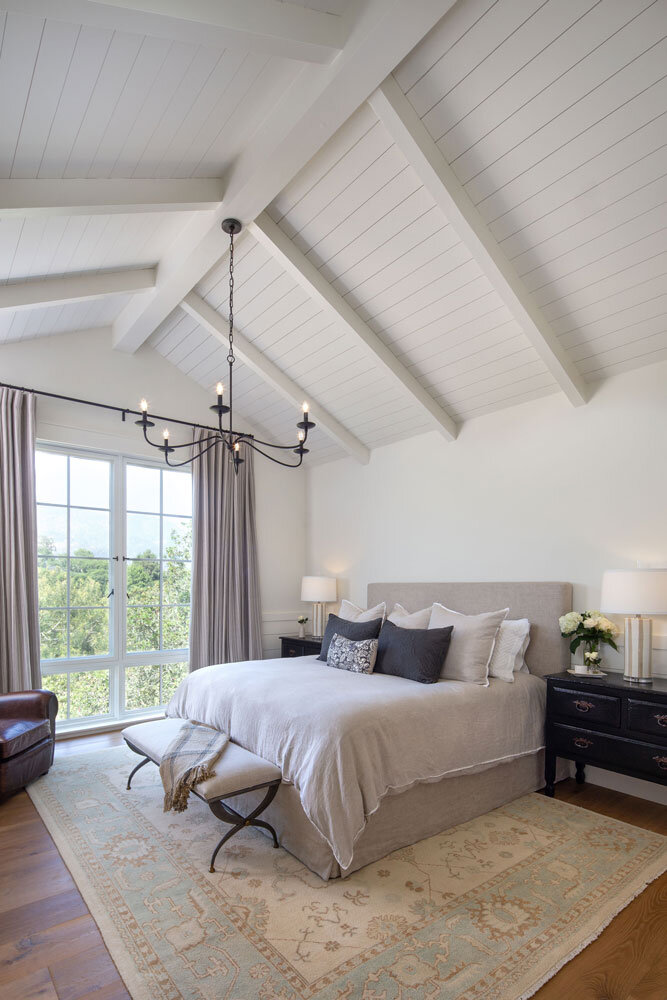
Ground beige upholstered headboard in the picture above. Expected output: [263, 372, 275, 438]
[367, 582, 572, 679]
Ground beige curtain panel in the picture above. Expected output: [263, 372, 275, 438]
[0, 387, 41, 693]
[189, 430, 263, 671]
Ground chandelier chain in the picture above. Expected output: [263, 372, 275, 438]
[227, 228, 235, 367]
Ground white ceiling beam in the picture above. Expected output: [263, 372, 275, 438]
[0, 268, 156, 311]
[112, 0, 459, 353]
[250, 212, 458, 442]
[182, 292, 370, 464]
[369, 76, 588, 407]
[11, 0, 345, 64]
[0, 178, 225, 218]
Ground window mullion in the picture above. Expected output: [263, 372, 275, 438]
[116, 456, 126, 716]
[159, 470, 164, 653]
[66, 456, 71, 660]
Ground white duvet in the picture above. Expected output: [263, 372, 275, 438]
[166, 656, 546, 870]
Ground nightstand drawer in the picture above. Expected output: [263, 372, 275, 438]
[283, 641, 306, 657]
[627, 699, 667, 740]
[549, 686, 621, 727]
[280, 636, 322, 658]
[551, 723, 667, 782]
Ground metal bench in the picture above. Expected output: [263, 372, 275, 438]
[122, 718, 281, 872]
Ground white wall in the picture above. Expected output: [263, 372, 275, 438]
[0, 329, 306, 653]
[307, 362, 667, 803]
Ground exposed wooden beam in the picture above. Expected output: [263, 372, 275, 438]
[250, 212, 458, 441]
[0, 179, 225, 218]
[12, 0, 345, 64]
[0, 268, 156, 311]
[112, 0, 458, 353]
[182, 292, 370, 464]
[369, 76, 588, 407]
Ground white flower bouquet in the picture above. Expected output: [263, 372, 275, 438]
[559, 610, 620, 669]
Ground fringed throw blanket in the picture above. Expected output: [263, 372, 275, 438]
[159, 721, 229, 813]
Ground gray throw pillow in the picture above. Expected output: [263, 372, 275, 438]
[317, 613, 383, 661]
[375, 619, 453, 684]
[428, 604, 509, 685]
[326, 633, 378, 673]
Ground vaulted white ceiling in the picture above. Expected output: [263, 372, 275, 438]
[1, 0, 666, 465]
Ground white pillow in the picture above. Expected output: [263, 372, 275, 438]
[338, 599, 386, 623]
[387, 602, 432, 629]
[428, 604, 509, 685]
[488, 619, 531, 683]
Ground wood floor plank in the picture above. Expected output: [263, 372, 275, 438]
[0, 916, 103, 986]
[1, 966, 58, 1000]
[0, 852, 76, 913]
[0, 793, 42, 830]
[49, 941, 127, 1000]
[0, 890, 88, 948]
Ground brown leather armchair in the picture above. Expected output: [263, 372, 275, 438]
[0, 690, 58, 801]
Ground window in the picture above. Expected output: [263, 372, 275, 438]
[36, 446, 191, 729]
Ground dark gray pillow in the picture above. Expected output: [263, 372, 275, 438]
[318, 613, 383, 661]
[375, 619, 453, 684]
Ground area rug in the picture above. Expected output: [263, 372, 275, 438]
[28, 746, 666, 1000]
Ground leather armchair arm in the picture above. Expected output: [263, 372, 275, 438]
[0, 689, 58, 723]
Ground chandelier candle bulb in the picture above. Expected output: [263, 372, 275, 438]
[140, 398, 148, 413]
[162, 428, 170, 440]
[216, 382, 224, 398]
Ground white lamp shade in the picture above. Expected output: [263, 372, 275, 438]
[301, 575, 337, 603]
[600, 569, 667, 615]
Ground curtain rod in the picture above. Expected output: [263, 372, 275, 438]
[0, 380, 253, 438]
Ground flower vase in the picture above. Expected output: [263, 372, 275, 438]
[298, 624, 305, 639]
[583, 640, 602, 673]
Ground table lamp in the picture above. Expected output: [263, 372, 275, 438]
[600, 569, 667, 683]
[301, 576, 337, 637]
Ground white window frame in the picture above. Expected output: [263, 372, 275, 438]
[37, 442, 191, 732]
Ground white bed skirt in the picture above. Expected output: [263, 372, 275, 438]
[222, 750, 570, 880]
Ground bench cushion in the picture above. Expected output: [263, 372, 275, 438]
[122, 718, 281, 802]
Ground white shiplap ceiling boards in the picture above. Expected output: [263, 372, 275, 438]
[1, 0, 666, 464]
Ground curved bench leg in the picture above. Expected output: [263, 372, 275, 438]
[207, 781, 281, 871]
[252, 818, 279, 848]
[209, 822, 245, 873]
[126, 754, 151, 790]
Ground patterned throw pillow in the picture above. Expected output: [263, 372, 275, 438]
[326, 633, 378, 674]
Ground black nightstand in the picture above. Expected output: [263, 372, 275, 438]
[280, 635, 323, 658]
[545, 671, 667, 795]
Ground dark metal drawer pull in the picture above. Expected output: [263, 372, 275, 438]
[654, 714, 667, 728]
[653, 756, 667, 771]
[573, 700, 595, 713]
[573, 737, 593, 749]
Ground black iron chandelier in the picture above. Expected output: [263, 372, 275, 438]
[135, 219, 315, 473]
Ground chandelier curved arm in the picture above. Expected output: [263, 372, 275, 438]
[243, 438, 305, 469]
[249, 436, 307, 451]
[142, 427, 222, 451]
[163, 438, 226, 468]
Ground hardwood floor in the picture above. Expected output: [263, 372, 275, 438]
[0, 733, 664, 1000]
[0, 733, 129, 1000]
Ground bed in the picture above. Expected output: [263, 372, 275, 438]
[166, 581, 572, 879]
